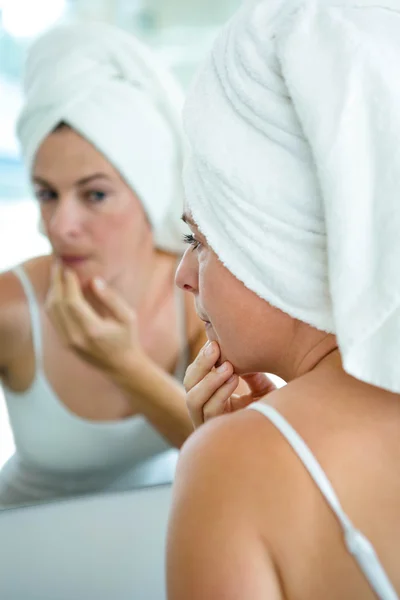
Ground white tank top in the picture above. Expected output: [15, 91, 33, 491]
[0, 265, 189, 507]
[248, 402, 398, 600]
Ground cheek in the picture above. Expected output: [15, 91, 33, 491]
[199, 257, 237, 332]
[93, 206, 149, 252]
[199, 257, 260, 369]
[198, 254, 220, 307]
[89, 216, 118, 248]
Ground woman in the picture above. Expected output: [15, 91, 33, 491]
[0, 22, 206, 507]
[167, 0, 400, 598]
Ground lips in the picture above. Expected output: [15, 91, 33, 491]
[199, 315, 211, 325]
[60, 255, 88, 266]
[198, 315, 213, 332]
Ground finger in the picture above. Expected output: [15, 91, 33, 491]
[202, 374, 240, 424]
[91, 277, 134, 324]
[47, 302, 70, 345]
[183, 341, 220, 392]
[50, 258, 60, 280]
[46, 262, 63, 306]
[63, 270, 103, 339]
[45, 264, 70, 343]
[186, 361, 235, 427]
[241, 372, 277, 398]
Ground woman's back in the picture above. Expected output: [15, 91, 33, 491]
[169, 355, 400, 599]
[250, 372, 400, 599]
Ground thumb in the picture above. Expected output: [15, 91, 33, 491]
[91, 278, 134, 323]
[241, 373, 277, 398]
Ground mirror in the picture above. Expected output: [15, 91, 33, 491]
[0, 0, 242, 510]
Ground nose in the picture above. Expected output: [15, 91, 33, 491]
[175, 248, 199, 294]
[46, 197, 83, 241]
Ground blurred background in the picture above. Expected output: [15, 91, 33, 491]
[0, 0, 241, 468]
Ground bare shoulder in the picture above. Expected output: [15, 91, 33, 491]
[22, 255, 52, 298]
[0, 255, 50, 369]
[168, 410, 292, 600]
[0, 255, 51, 308]
[170, 378, 400, 599]
[174, 406, 296, 505]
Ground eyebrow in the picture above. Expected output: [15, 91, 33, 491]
[32, 173, 111, 187]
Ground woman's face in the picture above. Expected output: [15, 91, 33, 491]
[32, 126, 152, 287]
[176, 211, 297, 376]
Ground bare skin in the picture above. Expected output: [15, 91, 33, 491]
[167, 212, 400, 598]
[0, 255, 202, 423]
[0, 127, 207, 448]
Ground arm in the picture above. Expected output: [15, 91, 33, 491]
[101, 310, 209, 448]
[0, 270, 29, 375]
[46, 267, 197, 448]
[113, 325, 254, 446]
[167, 416, 284, 600]
[45, 267, 257, 447]
[109, 352, 193, 448]
[114, 324, 254, 447]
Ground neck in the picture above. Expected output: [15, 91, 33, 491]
[107, 247, 178, 318]
[278, 328, 339, 382]
[293, 335, 339, 379]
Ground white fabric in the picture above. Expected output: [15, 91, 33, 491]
[183, 0, 400, 392]
[248, 402, 398, 600]
[17, 22, 186, 253]
[0, 266, 180, 507]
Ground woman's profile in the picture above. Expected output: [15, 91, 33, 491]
[167, 1, 400, 598]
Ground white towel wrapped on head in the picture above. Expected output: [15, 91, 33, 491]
[17, 22, 186, 253]
[183, 0, 400, 392]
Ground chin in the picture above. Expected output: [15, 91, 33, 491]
[61, 260, 96, 288]
[206, 322, 256, 373]
[214, 342, 239, 371]
[218, 341, 260, 375]
[205, 326, 236, 369]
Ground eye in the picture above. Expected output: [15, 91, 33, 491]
[86, 190, 108, 203]
[183, 233, 201, 250]
[35, 188, 57, 203]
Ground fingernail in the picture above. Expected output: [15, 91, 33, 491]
[205, 342, 215, 356]
[94, 277, 105, 290]
[216, 362, 229, 373]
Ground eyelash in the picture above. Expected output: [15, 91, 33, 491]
[35, 190, 108, 203]
[183, 233, 201, 250]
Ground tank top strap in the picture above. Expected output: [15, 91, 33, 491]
[13, 265, 43, 366]
[247, 402, 398, 600]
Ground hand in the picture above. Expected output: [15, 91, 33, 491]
[46, 264, 144, 375]
[184, 341, 277, 428]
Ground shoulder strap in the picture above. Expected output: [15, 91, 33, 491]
[248, 402, 398, 600]
[13, 265, 43, 365]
